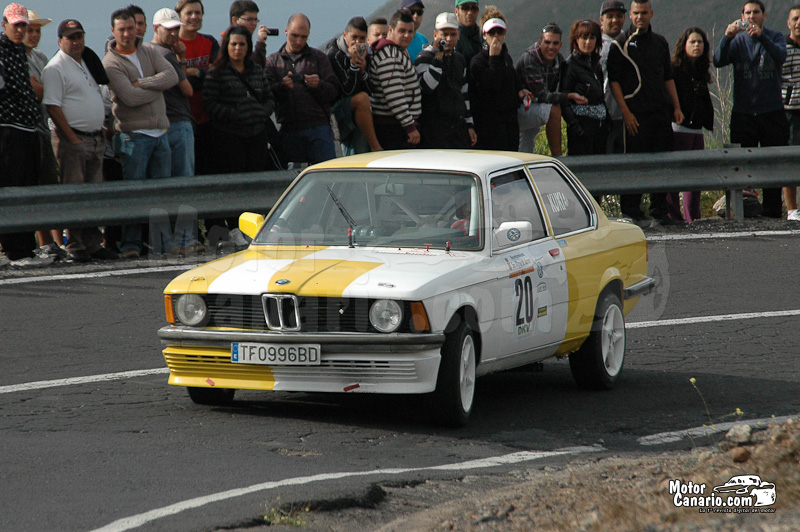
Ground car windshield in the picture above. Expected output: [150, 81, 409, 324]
[254, 170, 483, 250]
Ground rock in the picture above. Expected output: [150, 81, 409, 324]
[726, 424, 752, 444]
[581, 510, 600, 528]
[731, 446, 751, 463]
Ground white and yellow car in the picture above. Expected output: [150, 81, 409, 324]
[159, 151, 654, 425]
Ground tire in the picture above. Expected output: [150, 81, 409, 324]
[186, 386, 235, 406]
[433, 321, 477, 427]
[569, 291, 625, 390]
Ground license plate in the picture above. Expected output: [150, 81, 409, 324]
[232, 342, 321, 365]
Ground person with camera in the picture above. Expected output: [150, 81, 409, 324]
[265, 13, 338, 166]
[714, 0, 788, 219]
[414, 12, 476, 149]
[228, 1, 274, 67]
[324, 16, 382, 155]
[562, 20, 607, 157]
[516, 23, 587, 157]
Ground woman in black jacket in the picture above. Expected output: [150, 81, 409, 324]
[562, 20, 607, 156]
[669, 27, 713, 222]
[203, 25, 275, 175]
[469, 7, 529, 151]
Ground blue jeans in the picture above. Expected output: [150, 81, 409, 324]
[167, 120, 195, 178]
[281, 125, 336, 165]
[114, 132, 172, 253]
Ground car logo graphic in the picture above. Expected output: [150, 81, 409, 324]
[536, 261, 544, 278]
[507, 228, 521, 241]
[275, 279, 291, 285]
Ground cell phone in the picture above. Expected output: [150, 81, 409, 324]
[267, 28, 279, 36]
[290, 73, 304, 82]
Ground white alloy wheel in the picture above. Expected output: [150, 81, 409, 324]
[459, 334, 477, 413]
[600, 302, 625, 378]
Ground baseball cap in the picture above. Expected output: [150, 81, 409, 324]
[600, 0, 626, 16]
[3, 3, 29, 25]
[152, 8, 183, 29]
[481, 17, 506, 34]
[435, 12, 458, 30]
[57, 19, 84, 38]
[27, 9, 52, 26]
[401, 0, 424, 9]
[455, 0, 478, 6]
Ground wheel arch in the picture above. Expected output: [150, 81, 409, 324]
[444, 305, 482, 365]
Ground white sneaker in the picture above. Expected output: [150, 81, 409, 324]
[787, 209, 800, 221]
[36, 242, 68, 259]
[9, 255, 55, 268]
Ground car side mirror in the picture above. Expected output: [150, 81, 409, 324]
[239, 212, 265, 240]
[492, 221, 533, 250]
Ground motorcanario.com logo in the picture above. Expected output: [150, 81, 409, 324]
[670, 475, 777, 513]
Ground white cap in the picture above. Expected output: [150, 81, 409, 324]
[153, 8, 183, 29]
[481, 17, 506, 34]
[434, 12, 459, 30]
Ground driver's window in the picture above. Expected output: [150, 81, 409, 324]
[490, 171, 546, 250]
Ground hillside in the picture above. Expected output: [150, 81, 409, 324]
[362, 0, 793, 61]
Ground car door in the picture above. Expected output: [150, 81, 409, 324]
[478, 168, 568, 372]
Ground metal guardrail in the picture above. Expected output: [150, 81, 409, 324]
[1, 146, 799, 232]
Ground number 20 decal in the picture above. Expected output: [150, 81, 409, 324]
[515, 276, 535, 326]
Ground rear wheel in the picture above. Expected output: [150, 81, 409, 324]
[569, 291, 625, 390]
[433, 322, 476, 427]
[187, 386, 236, 406]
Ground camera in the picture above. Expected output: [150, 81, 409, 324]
[290, 73, 304, 83]
[267, 28, 279, 36]
[358, 43, 367, 56]
[737, 20, 750, 30]
[438, 39, 447, 52]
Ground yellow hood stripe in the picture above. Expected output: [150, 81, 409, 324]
[164, 246, 327, 293]
[269, 259, 382, 297]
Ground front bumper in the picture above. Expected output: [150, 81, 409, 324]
[159, 326, 445, 394]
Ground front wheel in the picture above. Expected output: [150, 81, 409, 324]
[433, 322, 477, 427]
[569, 291, 625, 390]
[187, 386, 235, 406]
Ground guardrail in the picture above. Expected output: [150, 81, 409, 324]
[1, 146, 798, 232]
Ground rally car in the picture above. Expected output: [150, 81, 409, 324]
[159, 150, 654, 425]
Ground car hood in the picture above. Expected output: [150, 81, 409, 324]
[165, 245, 489, 300]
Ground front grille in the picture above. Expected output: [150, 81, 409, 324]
[199, 294, 413, 333]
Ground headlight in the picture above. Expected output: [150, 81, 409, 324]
[369, 300, 403, 333]
[174, 294, 207, 326]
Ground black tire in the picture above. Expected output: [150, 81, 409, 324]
[433, 321, 477, 427]
[186, 386, 235, 406]
[569, 291, 625, 390]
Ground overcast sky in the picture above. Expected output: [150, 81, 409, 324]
[21, 0, 383, 58]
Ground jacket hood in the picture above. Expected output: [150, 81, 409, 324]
[373, 37, 402, 52]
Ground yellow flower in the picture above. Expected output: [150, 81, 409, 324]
[736, 408, 744, 416]
[690, 377, 696, 384]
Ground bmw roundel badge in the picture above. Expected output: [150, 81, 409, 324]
[275, 279, 291, 285]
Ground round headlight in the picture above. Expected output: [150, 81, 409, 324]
[175, 294, 207, 326]
[369, 300, 403, 333]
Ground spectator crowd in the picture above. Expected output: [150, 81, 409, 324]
[1, 0, 799, 267]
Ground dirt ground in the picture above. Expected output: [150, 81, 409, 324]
[234, 416, 799, 531]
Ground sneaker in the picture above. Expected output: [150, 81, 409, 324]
[90, 247, 119, 260]
[36, 242, 68, 259]
[120, 248, 140, 259]
[788, 209, 800, 221]
[180, 241, 205, 255]
[9, 255, 55, 268]
[66, 249, 92, 263]
[229, 228, 251, 250]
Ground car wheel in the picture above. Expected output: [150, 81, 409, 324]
[434, 321, 476, 427]
[569, 291, 625, 390]
[186, 386, 235, 406]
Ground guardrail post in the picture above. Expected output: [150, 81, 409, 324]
[725, 189, 744, 221]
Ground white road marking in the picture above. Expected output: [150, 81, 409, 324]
[0, 368, 169, 395]
[638, 416, 795, 446]
[89, 445, 603, 532]
[627, 309, 800, 329]
[0, 264, 193, 285]
[647, 230, 800, 242]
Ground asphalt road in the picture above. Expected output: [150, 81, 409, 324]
[1, 233, 799, 532]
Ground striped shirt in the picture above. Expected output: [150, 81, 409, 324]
[369, 39, 421, 129]
[782, 35, 800, 111]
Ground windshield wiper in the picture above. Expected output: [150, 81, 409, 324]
[326, 185, 357, 248]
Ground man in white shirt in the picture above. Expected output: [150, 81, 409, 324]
[43, 18, 118, 261]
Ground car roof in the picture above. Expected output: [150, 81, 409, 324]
[310, 150, 553, 176]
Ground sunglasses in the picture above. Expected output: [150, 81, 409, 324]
[541, 24, 561, 34]
[409, 9, 424, 16]
[459, 4, 479, 12]
[487, 28, 506, 36]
